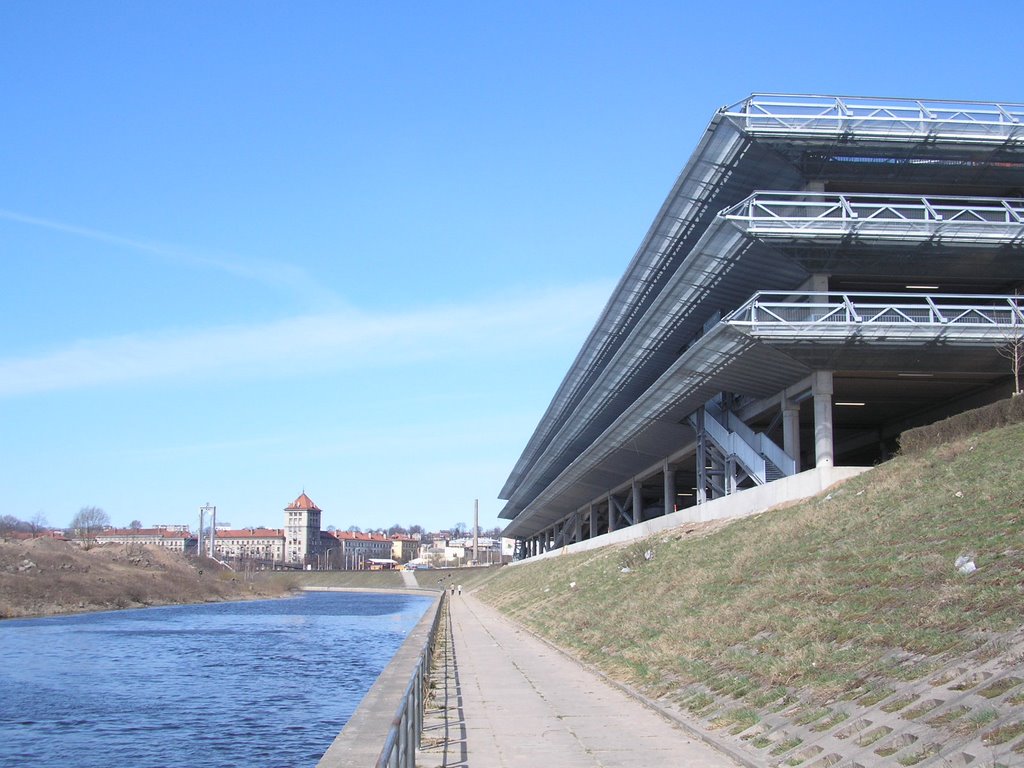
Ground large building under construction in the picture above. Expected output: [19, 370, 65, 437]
[500, 94, 1024, 557]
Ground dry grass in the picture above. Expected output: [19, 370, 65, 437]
[0, 539, 291, 618]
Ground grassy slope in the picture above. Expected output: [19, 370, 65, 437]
[478, 422, 1024, 706]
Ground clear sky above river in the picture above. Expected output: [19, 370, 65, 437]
[2, 1, 1022, 533]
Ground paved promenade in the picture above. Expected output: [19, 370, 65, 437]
[418, 593, 741, 768]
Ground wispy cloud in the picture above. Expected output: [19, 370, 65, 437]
[0, 281, 612, 397]
[0, 208, 335, 303]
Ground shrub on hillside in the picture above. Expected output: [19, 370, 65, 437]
[899, 396, 1024, 455]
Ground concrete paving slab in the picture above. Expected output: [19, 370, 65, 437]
[418, 594, 740, 768]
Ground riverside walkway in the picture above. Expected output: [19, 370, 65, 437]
[418, 593, 741, 768]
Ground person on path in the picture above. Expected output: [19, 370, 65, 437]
[457, 584, 462, 596]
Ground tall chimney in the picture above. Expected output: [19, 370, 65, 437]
[473, 499, 479, 564]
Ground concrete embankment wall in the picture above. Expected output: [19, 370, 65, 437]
[518, 465, 870, 563]
[316, 591, 442, 768]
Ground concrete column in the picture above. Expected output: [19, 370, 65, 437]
[812, 370, 834, 468]
[607, 493, 617, 532]
[573, 511, 582, 544]
[782, 398, 801, 473]
[803, 273, 829, 293]
[694, 408, 707, 505]
[631, 480, 643, 525]
[663, 463, 676, 516]
[588, 504, 596, 540]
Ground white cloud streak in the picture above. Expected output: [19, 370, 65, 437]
[0, 281, 612, 397]
[0, 208, 335, 303]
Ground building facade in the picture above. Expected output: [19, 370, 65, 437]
[284, 492, 322, 566]
[326, 530, 393, 568]
[500, 94, 1024, 557]
[390, 535, 422, 564]
[213, 528, 285, 563]
[95, 528, 197, 553]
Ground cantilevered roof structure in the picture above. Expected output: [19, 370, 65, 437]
[500, 94, 1024, 550]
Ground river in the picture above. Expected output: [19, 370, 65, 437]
[0, 591, 432, 768]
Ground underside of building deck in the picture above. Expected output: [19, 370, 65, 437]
[499, 94, 1024, 557]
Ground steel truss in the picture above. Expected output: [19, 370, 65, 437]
[723, 94, 1024, 143]
[726, 292, 1024, 331]
[722, 193, 1024, 241]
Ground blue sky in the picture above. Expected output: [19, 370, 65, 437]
[3, 1, 1022, 533]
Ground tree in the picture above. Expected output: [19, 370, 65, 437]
[996, 291, 1024, 396]
[346, 525, 362, 533]
[452, 522, 467, 538]
[129, 519, 143, 530]
[997, 331, 1023, 396]
[70, 506, 111, 549]
[387, 523, 408, 536]
[28, 512, 50, 536]
[408, 524, 424, 535]
[0, 514, 21, 539]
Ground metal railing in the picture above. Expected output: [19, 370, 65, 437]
[721, 192, 1024, 241]
[722, 94, 1024, 141]
[375, 592, 447, 768]
[725, 292, 1024, 329]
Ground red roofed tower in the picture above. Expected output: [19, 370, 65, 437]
[284, 492, 322, 566]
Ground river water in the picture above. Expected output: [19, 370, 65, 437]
[0, 591, 432, 768]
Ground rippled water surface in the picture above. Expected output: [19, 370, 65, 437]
[0, 591, 432, 768]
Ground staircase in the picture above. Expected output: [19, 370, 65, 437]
[689, 398, 796, 501]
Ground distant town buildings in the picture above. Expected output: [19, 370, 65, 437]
[47, 490, 512, 569]
[94, 527, 196, 554]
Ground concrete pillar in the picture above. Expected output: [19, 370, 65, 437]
[588, 504, 596, 540]
[812, 370, 834, 468]
[574, 511, 582, 544]
[805, 273, 829, 293]
[782, 398, 801, 473]
[607, 493, 617, 533]
[631, 480, 643, 526]
[694, 408, 707, 505]
[663, 463, 676, 516]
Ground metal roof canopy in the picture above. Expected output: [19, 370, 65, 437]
[501, 95, 1024, 537]
[501, 95, 1024, 510]
[500, 198, 1024, 519]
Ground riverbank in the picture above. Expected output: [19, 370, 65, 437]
[0, 537, 293, 619]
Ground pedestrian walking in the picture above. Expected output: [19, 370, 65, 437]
[457, 584, 462, 596]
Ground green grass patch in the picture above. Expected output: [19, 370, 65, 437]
[926, 705, 969, 726]
[881, 694, 919, 713]
[978, 677, 1022, 699]
[769, 736, 803, 756]
[984, 721, 1024, 746]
